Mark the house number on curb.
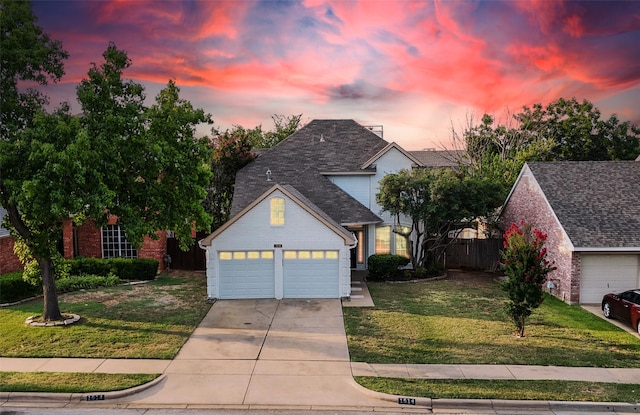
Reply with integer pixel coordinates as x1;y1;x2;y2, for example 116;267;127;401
398;397;416;405
86;394;105;401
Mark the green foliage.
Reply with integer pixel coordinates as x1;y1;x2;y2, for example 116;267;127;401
204;126;257;231
376;168;503;269
455;98;640;193
1;31;212;319
66;258;158;281
0;272;39;304
367;254;410;281
55;274;120;293
499;222;556;337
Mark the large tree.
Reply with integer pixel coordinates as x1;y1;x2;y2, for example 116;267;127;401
450;98;640;193
1;33;212;319
377;168;503;269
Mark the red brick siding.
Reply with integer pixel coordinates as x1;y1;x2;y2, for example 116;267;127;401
0;237;23;274
499;167;580;303
139;231;167;271
75;219;103;259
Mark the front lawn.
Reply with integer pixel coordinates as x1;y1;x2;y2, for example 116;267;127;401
344;271;640;367
0;272;211;359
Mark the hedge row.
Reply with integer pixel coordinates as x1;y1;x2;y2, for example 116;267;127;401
0;258;158;304
0;272;40;304
65;258;158;281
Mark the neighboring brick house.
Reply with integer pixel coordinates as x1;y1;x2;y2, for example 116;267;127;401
0;206;167;274
499;159;640;304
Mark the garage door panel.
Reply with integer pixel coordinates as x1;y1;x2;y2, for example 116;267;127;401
283;250;339;298
580;255;639;304
219;251;274;299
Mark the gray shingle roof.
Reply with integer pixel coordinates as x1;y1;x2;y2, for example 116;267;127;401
410;150;466;167
231;119;388;225
528;161;640;248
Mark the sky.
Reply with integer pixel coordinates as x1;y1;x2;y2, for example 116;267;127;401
30;0;640;150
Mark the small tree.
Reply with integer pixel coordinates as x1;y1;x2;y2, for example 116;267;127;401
499;222;556;337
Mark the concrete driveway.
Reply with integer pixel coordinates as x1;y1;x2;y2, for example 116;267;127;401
121;299;393;408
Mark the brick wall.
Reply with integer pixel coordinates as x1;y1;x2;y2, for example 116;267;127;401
75;219;103;258
499;165;580;303
139;231;167;271
0;237;23;274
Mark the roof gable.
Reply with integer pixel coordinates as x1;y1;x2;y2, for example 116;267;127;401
522;161;640;249
361;142;423;169
230;119;387;225
200;184;356;246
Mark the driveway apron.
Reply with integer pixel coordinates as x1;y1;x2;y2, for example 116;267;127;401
120;299;393;407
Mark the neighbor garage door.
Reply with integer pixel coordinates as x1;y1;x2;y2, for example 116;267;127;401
580;254;640;304
218;251;275;299
283;250;339;298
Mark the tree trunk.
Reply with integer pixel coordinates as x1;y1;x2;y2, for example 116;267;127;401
38;257;63;321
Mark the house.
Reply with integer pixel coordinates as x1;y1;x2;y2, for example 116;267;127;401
499;159;640;304
0;206;167;274
200;119;427;300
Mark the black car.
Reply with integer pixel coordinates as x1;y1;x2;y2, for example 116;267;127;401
602;289;640;335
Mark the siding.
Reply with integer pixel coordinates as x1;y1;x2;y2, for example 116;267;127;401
500;165;579;303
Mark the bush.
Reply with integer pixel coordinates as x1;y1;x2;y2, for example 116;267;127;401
56;274;121;293
0;272;40;304
65;258;158;281
367;254;410;281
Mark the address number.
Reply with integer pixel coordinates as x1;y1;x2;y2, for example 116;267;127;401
86;394;105;401
398;397;416;405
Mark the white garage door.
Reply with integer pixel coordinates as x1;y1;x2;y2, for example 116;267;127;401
580;254;640;304
283;250;339;298
218;251;275;299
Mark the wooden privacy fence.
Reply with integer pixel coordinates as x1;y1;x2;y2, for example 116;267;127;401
166;231;208;271
444;237;502;270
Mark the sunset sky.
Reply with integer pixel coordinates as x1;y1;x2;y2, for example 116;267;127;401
30;0;640;150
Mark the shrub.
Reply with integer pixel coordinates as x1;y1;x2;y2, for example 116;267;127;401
56;274;120;293
368;254;410;281
0;272;39;304
65;258;158;281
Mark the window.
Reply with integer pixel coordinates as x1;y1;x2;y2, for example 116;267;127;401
395;226;411;258
375;226;391;254
102;225;137;259
270;197;285;225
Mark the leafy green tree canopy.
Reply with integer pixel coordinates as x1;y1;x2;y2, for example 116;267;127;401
377;168;503;269
1;32;212;320
453;98;640;194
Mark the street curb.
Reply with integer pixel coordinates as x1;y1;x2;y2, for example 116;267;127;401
349;377;432;408
0;374;165;404
350;379;640;413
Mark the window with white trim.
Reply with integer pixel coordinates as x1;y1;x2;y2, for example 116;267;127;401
395;226;411;258
270;197;285;226
102;225;137;259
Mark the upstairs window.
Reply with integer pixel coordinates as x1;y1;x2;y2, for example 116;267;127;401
102;225;137;259
270;197;285;226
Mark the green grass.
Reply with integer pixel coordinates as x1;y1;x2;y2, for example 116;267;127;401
0;272;211;359
344;272;640;367
0;372;158;393
356;377;640;402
